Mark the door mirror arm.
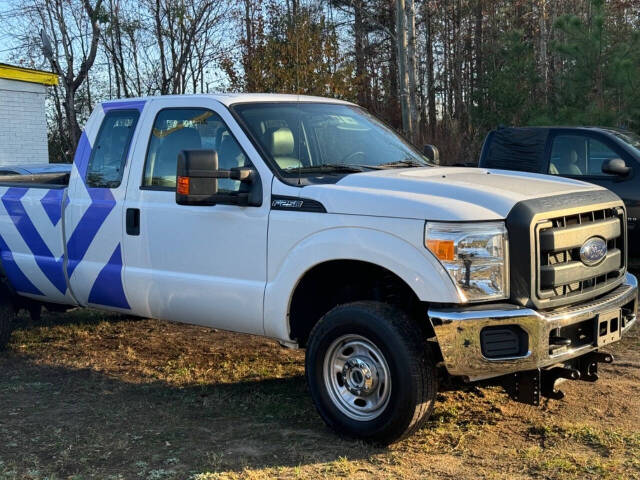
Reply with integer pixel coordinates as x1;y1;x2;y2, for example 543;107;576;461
210;167;254;182
176;150;262;207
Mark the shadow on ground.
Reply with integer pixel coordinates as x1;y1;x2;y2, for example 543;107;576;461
0;300;638;479
0;311;379;479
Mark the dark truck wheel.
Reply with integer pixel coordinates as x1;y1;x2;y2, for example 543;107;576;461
0;283;17;351
305;301;437;444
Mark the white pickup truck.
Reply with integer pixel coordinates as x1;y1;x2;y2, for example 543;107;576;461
0;94;636;444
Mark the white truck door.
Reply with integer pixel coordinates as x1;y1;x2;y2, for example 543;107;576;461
122;97;271;335
65;101;145;309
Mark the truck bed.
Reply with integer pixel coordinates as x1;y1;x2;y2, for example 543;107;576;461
0;172;70;188
0;180;73;305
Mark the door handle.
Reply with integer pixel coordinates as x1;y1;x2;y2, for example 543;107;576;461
126;208;140;236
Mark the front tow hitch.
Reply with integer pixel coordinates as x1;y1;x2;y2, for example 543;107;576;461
503;352;615;406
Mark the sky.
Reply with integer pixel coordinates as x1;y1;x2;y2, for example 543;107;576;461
0;0;23;64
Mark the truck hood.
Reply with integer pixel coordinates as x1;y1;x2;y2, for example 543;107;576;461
301;167;606;221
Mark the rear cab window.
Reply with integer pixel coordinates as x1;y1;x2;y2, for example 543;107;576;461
86;110;140;188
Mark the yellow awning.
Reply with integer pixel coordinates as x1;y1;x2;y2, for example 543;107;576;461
0;63;58;86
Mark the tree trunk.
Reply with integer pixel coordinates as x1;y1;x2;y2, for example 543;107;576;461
406;0;418;142
473;0;483;102
425;3;436;140
539;0;548;104
244;0;254;91
354;0;369;107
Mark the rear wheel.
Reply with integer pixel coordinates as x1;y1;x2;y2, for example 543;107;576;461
0;283;17;351
305;301;437;444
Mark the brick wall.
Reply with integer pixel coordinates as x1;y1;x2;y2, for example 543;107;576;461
0;78;49;166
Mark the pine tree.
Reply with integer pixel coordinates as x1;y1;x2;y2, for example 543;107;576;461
551;0;640;129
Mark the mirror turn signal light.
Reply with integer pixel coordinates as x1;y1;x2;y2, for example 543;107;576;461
177;176;190;195
426;239;455;261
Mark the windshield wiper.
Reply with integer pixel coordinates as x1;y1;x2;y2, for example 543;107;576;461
378;159;426;168
283;164;370;174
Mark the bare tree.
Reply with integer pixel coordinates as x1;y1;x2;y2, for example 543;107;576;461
146;0;228;95
35;0;104;149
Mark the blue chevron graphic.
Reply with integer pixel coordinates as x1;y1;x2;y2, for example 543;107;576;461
0;101;145;307
66;186;116;277
0;233;43;296
40;189;64;226
88;243;130;308
1;188;67;294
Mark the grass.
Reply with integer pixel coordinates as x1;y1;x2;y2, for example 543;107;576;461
0;307;638;479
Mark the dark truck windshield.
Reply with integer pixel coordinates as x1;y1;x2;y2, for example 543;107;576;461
232;103;430;180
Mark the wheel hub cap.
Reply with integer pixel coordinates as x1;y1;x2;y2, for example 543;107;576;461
342;357;378;396
323;334;392;421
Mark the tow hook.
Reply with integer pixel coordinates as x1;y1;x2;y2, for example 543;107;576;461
576;351;614;382
541;367;581;400
504;352;615;406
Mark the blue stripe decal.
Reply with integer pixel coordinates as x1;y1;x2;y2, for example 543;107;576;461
0;234;43;296
40;189;64;225
88;243;130;308
74;132;91;182
66;188;116;278
1;188;66;294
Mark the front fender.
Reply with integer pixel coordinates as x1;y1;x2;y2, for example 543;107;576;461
263;224;460;340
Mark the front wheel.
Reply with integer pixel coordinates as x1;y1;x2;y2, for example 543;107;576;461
305;301;437;444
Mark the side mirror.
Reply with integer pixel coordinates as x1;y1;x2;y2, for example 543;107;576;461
423;144;440;165
176;149;260;206
602;158;631;176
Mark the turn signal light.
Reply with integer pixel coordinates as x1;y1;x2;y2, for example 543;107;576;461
426;239;455;261
177;176;190;195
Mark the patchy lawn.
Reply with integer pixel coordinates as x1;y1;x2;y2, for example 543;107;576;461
0;304;638;480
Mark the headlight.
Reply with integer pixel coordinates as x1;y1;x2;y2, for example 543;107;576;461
425;221;508;302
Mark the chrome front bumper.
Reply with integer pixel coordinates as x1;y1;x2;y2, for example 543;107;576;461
429;273;638;381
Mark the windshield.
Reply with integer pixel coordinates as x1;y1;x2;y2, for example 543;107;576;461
232;103;431;179
610;129;640;157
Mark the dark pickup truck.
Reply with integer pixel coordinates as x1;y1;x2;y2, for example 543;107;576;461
479;127;640;260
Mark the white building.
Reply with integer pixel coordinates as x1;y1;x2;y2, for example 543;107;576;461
0;64;58;166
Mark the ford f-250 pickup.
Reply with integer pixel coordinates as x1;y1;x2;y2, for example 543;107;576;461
0;94;636;444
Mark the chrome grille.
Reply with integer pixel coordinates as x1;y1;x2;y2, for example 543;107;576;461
536;207;626;303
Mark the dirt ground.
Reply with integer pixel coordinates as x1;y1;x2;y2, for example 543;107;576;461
0;300;638;479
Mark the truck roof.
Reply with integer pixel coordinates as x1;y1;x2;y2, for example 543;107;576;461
99;93;355;108
493;125;632;135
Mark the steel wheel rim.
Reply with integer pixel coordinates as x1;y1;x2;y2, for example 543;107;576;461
323;334;392;421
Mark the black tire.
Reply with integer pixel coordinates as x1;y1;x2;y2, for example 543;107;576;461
0;283;17;351
305;301;437;444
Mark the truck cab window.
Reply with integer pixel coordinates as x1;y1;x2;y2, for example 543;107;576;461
586;138;618;175
86;110;139;188
549;134;616;176
143;108;249;192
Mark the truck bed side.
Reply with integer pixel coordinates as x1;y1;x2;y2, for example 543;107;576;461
0;183;73;304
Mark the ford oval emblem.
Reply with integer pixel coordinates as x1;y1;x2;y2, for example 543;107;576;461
579;237;607;266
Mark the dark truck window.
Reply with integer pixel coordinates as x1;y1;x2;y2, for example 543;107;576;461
86;110;139;188
549;135;616;177
142;108;249;192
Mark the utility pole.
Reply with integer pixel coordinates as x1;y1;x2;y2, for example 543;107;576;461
396;0;411;138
